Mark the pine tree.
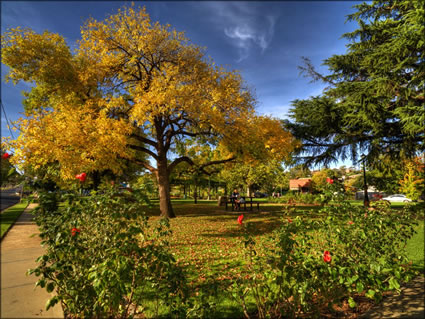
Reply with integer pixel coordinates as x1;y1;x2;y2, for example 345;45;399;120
285;0;424;167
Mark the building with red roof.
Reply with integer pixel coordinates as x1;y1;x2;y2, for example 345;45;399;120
289;178;312;193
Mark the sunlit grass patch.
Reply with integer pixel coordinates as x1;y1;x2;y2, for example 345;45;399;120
406;220;424;272
1;201;29;238
142;200;423;317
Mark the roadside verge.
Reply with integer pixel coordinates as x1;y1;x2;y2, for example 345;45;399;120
1;201;30;239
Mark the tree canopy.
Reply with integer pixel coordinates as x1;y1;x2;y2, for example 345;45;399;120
285;0;424;168
1;5;296;217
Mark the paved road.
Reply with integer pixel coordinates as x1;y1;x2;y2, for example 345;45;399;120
1;187;21;211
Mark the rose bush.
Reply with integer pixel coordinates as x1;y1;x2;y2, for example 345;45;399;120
271;192;322;205
29;189;187;318
29;183;420;318
234;190;419;318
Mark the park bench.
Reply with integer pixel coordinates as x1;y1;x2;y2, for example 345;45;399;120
225;197;260;212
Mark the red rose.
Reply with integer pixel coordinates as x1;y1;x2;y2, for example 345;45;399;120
326;177;334;184
2;153;10;159
71;228;81;236
323;250;332;263
237;214;244;225
348;221;354;225
75;173;87;182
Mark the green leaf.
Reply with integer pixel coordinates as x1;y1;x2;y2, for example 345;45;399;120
45;296;58;311
389;277;400;290
365;289;376;299
356;282;364;293
36;279;46;288
46;282;55;293
348;296;357;308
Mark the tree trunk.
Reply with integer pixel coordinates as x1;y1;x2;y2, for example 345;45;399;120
194;183;198;204
247;185;254;197
156;162;176;218
362;161;370;207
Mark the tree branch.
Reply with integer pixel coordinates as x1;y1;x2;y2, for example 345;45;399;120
177;129;214;137
130;133;157;147
168;156;236;175
298;56;336;86
168;156;195;173
128;144;158;161
198;157;236;169
128;158;156;173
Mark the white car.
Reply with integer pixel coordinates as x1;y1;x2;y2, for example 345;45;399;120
382;194;412;203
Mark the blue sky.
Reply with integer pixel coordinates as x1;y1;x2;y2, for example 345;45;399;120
1;1;359;167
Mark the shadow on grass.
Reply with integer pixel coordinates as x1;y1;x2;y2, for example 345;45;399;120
144;202;322;217
199;217;284;238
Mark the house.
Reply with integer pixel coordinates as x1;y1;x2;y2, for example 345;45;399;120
289;178;312;193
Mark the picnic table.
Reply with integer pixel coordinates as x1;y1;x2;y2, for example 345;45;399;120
225;196;260;212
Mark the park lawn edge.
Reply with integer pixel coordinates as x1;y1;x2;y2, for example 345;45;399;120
1;201;30;239
406;220;425;272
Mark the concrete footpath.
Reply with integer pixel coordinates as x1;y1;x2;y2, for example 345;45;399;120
1;204;63;318
359;275;424;319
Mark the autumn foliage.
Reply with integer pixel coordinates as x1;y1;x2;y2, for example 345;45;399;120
1;5;296;217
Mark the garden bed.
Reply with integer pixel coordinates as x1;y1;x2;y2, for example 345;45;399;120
32;191;424;318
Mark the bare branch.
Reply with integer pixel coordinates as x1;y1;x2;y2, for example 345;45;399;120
123;155;156;173
128;144;158;161
298;56;336;86
198;157;236;169
168;156;195;173
168;156;236;175
130;133;157;147
177;129;214;137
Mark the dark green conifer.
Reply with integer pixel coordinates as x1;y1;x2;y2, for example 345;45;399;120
286;0;424;167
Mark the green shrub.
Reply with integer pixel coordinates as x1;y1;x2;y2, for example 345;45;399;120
271;192;321;205
235;185;419;318
29;189;187;318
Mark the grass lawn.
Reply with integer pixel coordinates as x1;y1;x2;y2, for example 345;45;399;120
145;201;283;317
406;220;425;272
140;199;424;317
1;201;29;238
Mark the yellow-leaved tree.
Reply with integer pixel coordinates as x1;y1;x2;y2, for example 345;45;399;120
1;5;296;217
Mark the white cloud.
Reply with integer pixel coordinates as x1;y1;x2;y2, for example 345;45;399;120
204;3;278;62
